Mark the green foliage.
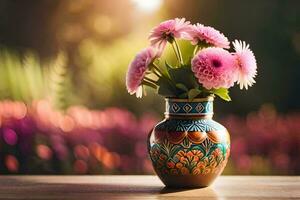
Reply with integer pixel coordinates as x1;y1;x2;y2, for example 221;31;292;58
47;52;71;111
187;88;202;100
0;49;73;110
175;83;188;92
0;50;45;102
157;78;175;97
211;88;231;101
167;65;198;90
156;62;203;99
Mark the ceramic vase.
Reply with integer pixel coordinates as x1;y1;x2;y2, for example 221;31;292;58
148;96;230;188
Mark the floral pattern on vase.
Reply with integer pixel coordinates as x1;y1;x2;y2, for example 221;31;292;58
150;135;230;176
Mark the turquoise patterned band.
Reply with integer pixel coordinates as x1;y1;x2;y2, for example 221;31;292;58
165;97;214;116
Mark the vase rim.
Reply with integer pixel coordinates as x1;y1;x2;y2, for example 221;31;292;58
165;96;214;103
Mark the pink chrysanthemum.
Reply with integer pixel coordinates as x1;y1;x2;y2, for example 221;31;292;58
232;40;257;90
149;18;191;51
191;47;237;89
189;23;230;49
126;47;157;98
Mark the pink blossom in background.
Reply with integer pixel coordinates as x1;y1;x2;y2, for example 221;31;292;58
74;144;90;160
1;100;300;175
149;18;191;51
191;47;237;89
5;155;19;173
73;160;88;174
232;40;257;90
3;128;18;145
36;144;53;160
188;23;230;49
0;100;158;174
126;47;157;98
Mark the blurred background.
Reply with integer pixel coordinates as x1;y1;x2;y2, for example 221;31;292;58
0;0;299;175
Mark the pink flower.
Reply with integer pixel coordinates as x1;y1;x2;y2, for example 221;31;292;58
191;47;237;89
189;23;230;49
232;40;257;90
126;47;157;98
149;18;191;51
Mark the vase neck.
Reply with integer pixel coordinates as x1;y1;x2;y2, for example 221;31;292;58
165;97;214;119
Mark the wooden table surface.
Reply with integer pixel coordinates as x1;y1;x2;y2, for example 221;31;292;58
0;176;299;200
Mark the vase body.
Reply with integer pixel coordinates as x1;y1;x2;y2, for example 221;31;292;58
148;97;230;188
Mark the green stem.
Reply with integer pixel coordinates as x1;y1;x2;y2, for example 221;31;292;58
144;76;157;84
142;80;157;89
152;67;162;77
151;63;176;92
174;39;184;65
171;42;181;66
152;64;162;74
153;70;161;78
193;45;199;56
153;63;171;80
152;63;170;79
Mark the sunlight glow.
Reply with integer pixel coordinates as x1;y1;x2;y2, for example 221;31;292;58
131;0;163;13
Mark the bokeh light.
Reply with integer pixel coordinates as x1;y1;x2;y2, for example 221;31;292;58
131;0;163;13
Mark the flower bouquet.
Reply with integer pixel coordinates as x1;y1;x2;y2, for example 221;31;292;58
126;18;257;187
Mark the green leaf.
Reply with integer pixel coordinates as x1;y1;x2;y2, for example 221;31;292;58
175;83;188;92
212;88;231;101
142;80;157;89
179;92;188;98
157;84;174;97
167;66;199;89
157;77;176;97
188;89;201;101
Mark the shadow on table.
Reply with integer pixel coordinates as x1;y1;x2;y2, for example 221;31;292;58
160;186;219;199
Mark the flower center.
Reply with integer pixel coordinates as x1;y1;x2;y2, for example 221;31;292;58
163;32;174;42
212;59;222;68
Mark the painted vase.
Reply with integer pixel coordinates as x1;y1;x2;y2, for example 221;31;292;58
148;96;230;188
